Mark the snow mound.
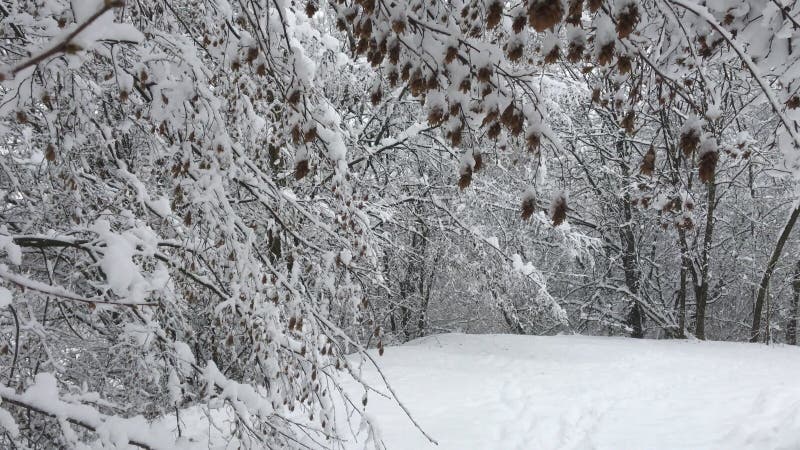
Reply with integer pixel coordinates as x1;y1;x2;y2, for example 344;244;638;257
345;334;800;450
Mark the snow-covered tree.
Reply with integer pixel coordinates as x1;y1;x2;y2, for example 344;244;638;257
2;0;800;447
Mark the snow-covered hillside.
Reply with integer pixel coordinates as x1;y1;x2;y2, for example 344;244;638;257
345;334;800;450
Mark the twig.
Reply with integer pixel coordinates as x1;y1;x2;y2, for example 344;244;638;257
4;1;125;76
0;266;158;307
0;395;153;450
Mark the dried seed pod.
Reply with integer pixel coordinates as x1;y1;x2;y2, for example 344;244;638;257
487;122;502;139
501;104;524;136
487;1;503;28
512;14;527;33
482;107;500;127
448;125;464;146
291;125;303;144
445;46;458;63
679;128;700;157
528;0;565;32
303;126;318;143
246;46;259;63
616;3;639;38
477;65;493;83
676;216;694;230
698;148;718;183
521;192;536;220
426;74;440;90
661;197;680;214
507;41;524;62
618;54;632;74
550;193;568;227
470;24;481;37
566;0;582;25
639;147;655;176
360;0;376;13
391;19;406;34
597;42;615;66
45;144;56;162
400;62;412;81
427;106;445;126
294;159;310;180
543;45;560;64
287;89;302;105
473;153;484;172
621;110;635;134
387;69;399;87
567;41;585;63
409;70;427;96
458;166;473;190
526;131;541;153
358;18;373;37
370;87;382;106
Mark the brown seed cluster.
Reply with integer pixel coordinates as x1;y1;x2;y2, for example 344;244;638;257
680;128;700;157
639;147;655;176
566;0;583;25
698;150;718;183
458;167;473;190
487;1;504;29
294;159;310;180
544;45;560;64
550;194;567;227
528;0;564;32
526;131;541;153
521;195;536;220
597;42;615;66
567;40;585;63
616;3;639;39
621;110;635;134
473;153;484;172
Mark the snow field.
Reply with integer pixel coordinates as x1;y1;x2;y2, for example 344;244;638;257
342;334;800;450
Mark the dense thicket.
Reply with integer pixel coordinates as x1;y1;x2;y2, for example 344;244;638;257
1;0;799;448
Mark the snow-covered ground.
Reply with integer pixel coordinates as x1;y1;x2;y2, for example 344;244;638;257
344;334;800;450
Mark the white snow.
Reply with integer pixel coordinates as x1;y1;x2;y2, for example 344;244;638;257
343;333;800;450
510;254;535;276
0;234;22;265
0;286;11;308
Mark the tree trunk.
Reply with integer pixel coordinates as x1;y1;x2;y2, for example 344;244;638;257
678;231;689;338
615;135;643;338
788;260;800;345
677;228;700;337
620;215;643;338
694;178;716;340
751;203;800;342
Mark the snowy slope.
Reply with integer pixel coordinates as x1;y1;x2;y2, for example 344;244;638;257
343;334;800;450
